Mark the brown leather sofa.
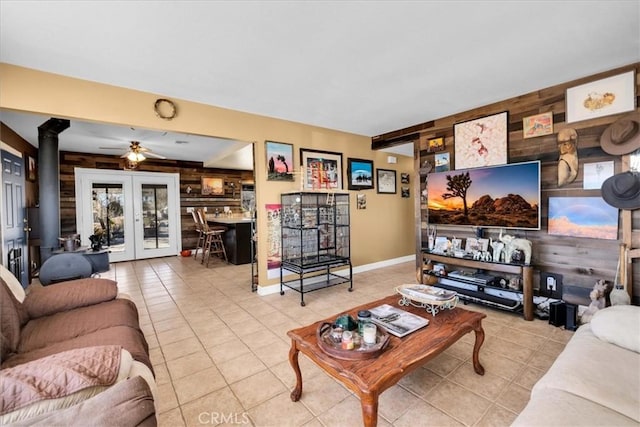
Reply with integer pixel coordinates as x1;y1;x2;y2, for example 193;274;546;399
0;266;156;425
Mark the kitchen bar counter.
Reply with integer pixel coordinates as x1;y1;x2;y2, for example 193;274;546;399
207;217;254;265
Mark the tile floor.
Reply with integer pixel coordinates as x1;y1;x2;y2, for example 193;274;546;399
104;256;573;427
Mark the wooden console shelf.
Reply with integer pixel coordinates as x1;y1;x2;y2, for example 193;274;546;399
422;251;534;321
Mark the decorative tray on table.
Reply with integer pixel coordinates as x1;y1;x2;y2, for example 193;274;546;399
394;284;458;316
316;322;390;360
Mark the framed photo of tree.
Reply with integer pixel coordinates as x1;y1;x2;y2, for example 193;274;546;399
266;141;294;181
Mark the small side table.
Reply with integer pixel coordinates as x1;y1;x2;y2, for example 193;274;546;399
82;249;110;276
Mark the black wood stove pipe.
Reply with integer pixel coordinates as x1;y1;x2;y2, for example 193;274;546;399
38;118;70;263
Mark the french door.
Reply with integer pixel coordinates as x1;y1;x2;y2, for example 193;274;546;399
75;168;181;262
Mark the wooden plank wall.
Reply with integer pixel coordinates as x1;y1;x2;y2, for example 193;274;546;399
378;63;640;305
58;151;253;251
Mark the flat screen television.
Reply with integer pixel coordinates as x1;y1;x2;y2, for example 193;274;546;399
427;160;540;230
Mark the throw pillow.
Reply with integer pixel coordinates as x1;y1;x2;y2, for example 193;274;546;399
590;305;640;353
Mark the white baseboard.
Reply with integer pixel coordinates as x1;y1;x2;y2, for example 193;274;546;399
257;255;416;296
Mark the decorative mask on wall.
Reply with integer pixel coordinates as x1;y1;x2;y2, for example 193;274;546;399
557;128;579;187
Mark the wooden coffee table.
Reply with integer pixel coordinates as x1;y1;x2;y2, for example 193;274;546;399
287;294;486;427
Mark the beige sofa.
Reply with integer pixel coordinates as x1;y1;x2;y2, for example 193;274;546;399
513;305;640;426
0;265;156;425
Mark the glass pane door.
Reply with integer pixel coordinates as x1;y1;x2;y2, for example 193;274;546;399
92;184;126;253
141;184;169;249
76;168;180;262
132;174;179;259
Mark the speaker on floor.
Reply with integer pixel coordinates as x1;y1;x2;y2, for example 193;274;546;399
565;303;578;331
549;301;566;327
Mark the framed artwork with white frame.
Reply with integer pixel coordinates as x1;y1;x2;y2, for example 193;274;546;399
454;111;508;170
566;71;635;123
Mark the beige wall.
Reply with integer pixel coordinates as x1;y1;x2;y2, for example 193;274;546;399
0;63;415;288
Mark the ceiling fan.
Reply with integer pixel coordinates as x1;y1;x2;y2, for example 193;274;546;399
99;141;167;164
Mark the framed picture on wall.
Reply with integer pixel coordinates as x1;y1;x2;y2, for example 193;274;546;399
376;169;396;194
300;148;342;190
347;158;374;190
427;137;445;152
434;152;450;172
523;112;553;139
27;156;37;182
548;197;618;240
266;141;294;181
201;177;224;195
454;111;508;169
566;71;635;123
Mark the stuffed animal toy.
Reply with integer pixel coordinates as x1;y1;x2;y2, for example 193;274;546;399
580;280;607;324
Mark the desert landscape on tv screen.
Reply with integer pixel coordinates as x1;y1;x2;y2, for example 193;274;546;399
427;161;540;229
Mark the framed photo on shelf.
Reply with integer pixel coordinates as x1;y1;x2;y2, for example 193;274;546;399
376;169;396;194
566;70;635;124
201;177;224;195
347;158;374;190
265;141;294;181
523;112;553;139
454;111;508;170
300;148;343;190
27;156;37;182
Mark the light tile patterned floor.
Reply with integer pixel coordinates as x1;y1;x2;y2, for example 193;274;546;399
102;256;573;427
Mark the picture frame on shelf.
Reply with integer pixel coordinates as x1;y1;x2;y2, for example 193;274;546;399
454;111;508;170
465;237;480;253
347;158;374;190
376;169;396;194
300;148;343;190
565;70;635;124
523;112;553;139
266;140;294;181
27;156;37;182
201;177;224;195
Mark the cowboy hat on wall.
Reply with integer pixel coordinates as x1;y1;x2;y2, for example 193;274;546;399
600;112;640;156
600;112;640;210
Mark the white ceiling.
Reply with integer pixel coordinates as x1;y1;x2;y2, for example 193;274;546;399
1;1;639;168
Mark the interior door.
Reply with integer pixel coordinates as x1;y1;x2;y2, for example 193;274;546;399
76;168;180;262
1;149;28;287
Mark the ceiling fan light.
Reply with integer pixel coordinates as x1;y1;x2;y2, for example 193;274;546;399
127;151;145;162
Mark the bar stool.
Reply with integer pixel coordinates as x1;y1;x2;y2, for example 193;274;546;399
196;209;228;266
191;210;206;261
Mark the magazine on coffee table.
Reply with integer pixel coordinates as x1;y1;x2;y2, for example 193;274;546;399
369;304;429;337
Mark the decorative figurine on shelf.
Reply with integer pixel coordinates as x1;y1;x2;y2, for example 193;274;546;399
490;238;505;263
499;229;532;265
